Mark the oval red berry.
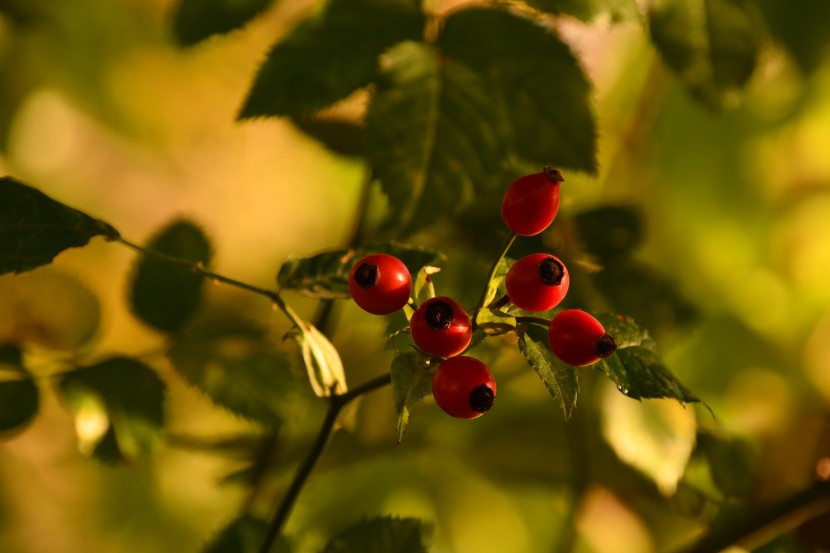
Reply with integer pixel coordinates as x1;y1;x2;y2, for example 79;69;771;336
501;168;563;236
348;254;412;315
432;356;496;419
410;296;472;358
505;253;569;312
548;309;616;367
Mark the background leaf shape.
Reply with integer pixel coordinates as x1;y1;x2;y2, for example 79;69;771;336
367;41;507;235
57;356;166;463
438;7;597;173
321;516;429;553
0;177;119;275
172;0;275;46
202;516;291;553
130;219;212;333
238;0;425;118
0;344;39;435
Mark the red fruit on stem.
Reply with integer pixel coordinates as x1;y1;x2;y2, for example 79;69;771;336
432;356;496;419
548;309;616;367
505;253;570;312
501;167;563;236
348;254;411;315
410;296;472;358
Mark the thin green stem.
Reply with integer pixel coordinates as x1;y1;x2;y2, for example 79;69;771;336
472;232;517;326
516;316;551;328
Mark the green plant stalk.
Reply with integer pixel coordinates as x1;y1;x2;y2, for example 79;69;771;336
472;232;517;328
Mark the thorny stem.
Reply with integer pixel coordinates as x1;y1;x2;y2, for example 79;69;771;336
472;232;517;328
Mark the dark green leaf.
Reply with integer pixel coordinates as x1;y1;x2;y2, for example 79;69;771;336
517;325;579;419
130;219;212;333
0;177;119;275
291;118;366;158
757;0;830;74
697;432;758;499
238;0;425;118
0;345;38;434
574;205;645;262
648;0;762;109
203;516;291;553
524;0;640;23
172;0;275;46
367;41;507;234
169;314;310;424
439;7;597;172
321;516;429;553
277;243;444;300
57;356;166;462
390;352;433;443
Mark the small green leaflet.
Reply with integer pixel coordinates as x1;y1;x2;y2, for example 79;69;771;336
277;243;444;300
390;352;433;443
171;0;275;46
201;515;292;553
0;177;120;275
648;0;762;109
0;344;39;435
321;516;430;553
367;41;507;235
517;325;579;419
238;0;425;118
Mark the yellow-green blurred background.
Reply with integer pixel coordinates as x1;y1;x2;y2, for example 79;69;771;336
1;0;830;552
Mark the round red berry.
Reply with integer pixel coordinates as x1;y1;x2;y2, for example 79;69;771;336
501;167;564;236
432;356;496;419
548;309;616;367
410;296;472;358
348;254;412;315
505;253;570;312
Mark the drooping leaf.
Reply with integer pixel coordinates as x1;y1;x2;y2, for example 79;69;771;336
367;41;507;234
756;0;830;75
130;219;212;333
524;0;640;23
277;243;443;300
238;0;425;119
0;344;39;434
648;0;763;109
291;117;367;158
321;516;429;553
57;356;166;463
390;352;433;443
438;7;597;173
202;516;291;553
285;322;347;397
0;177;119;275
517;325;579;419
172;0;275;46
0;267;101;350
595;314;706;407
168;314;309;424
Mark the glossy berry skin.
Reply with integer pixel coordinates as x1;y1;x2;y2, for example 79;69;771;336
501;167;564;236
432;356;496;419
348;254;411;315
548;309;616;367
410;296;472;358
505;253;570;312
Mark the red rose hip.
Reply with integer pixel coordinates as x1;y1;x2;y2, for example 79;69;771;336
410;296;472;358
432;356;496;419
348;254;412;315
548;309;616;367
501;167;563;236
505;253;569;312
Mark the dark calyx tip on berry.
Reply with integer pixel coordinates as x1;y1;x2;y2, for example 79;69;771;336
596;333;617;358
354;262;379;288
543;166;565;183
469;384;495;413
538;257;565;286
424;300;454;330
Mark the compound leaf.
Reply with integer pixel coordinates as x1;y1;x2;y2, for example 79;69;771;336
321;516;429;553
172;0;275;46
0;177;119;275
367;41;507;234
239;0;425;118
130;219;212;333
390;352;433;443
439;7;597;173
517;325;579;419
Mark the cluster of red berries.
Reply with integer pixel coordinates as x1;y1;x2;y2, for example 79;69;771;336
348;168;616;420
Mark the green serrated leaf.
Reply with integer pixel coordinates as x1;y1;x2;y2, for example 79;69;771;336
172;0;275;46
239;0;425;119
0;177;119;275
168;314;309;424
390;352;433;443
286;323;346;397
367;41;507;234
321;516;429;553
481;256;513;309
57;356;166;463
291;117;366;158
439;7;597;173
202;516;291;553
130;219;212;333
517;325;579;419
648;0;762;109
277;243;443;300
0;345;38;435
524;0;641;23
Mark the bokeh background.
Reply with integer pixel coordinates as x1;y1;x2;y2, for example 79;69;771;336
1;0;830;552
